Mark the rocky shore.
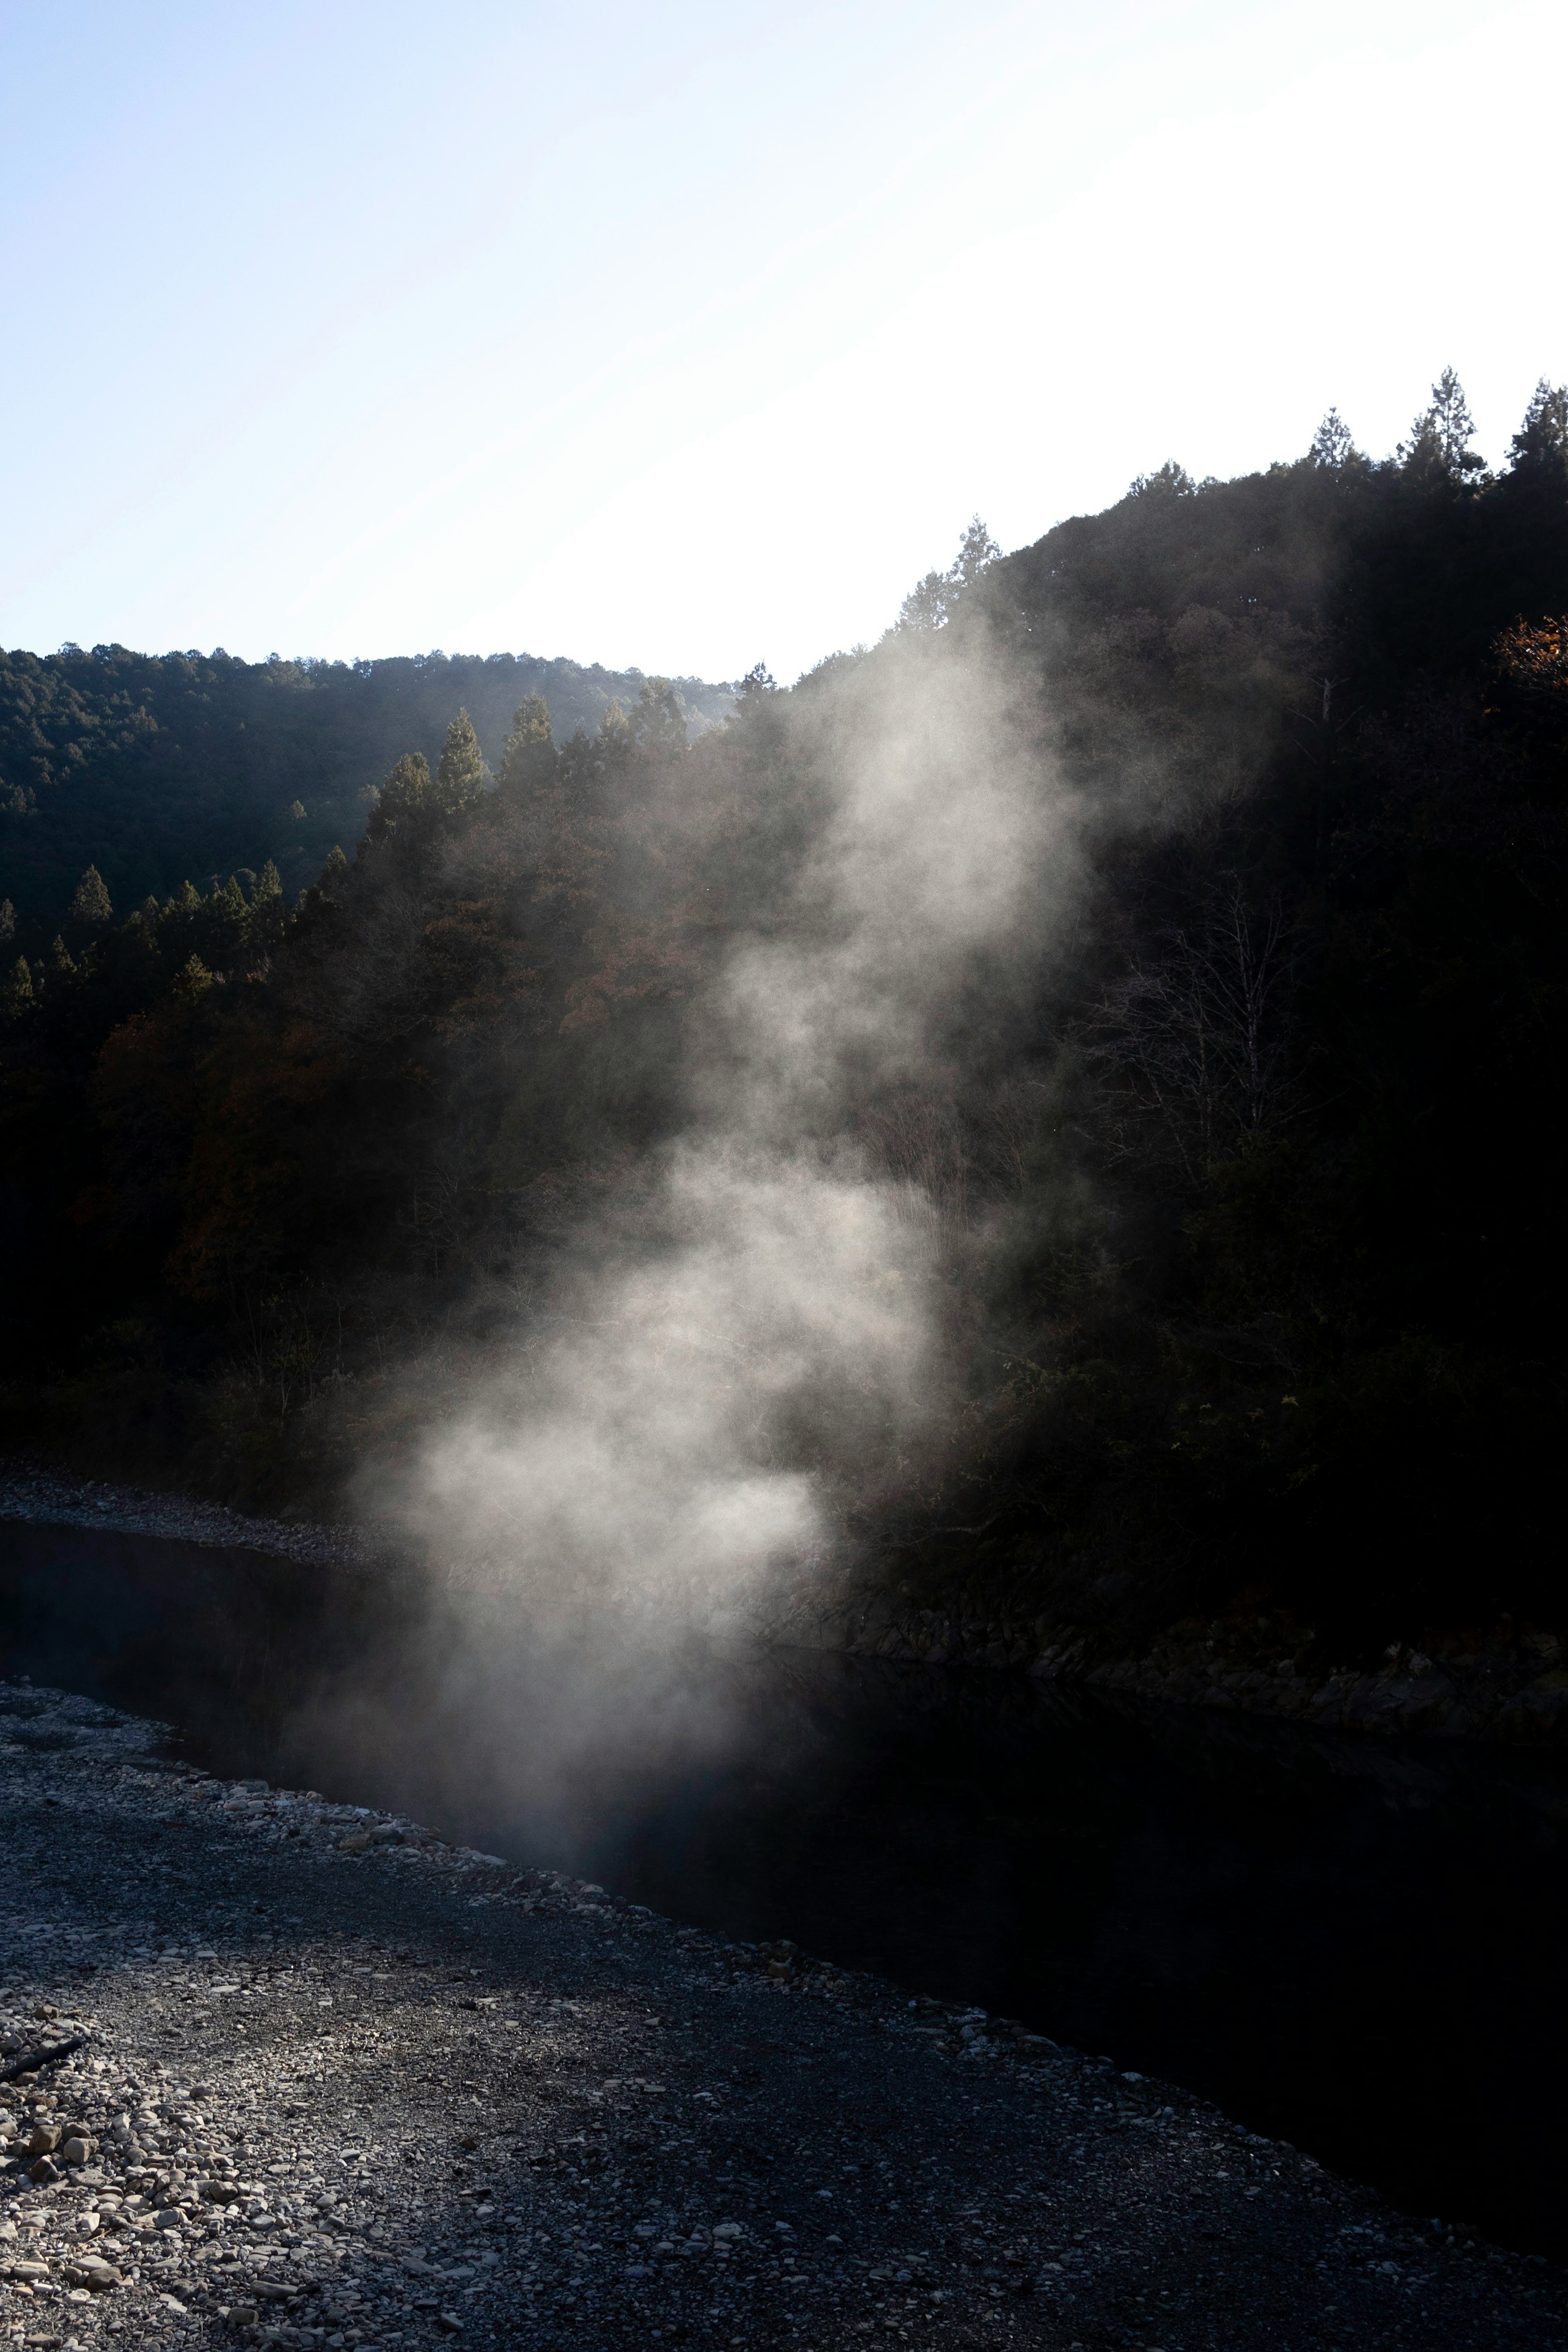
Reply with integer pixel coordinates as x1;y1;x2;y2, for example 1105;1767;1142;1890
794;1596;1568;1748
0;1467;370;1573
1062;1630;1568;1743
3;1674;1562;2352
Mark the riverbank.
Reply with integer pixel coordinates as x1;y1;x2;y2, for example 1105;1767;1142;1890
780;1586;1568;1748
0;1464;371;1572
3;1673;1561;2352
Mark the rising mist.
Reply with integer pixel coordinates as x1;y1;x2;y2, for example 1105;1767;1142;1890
339;621;1084;1837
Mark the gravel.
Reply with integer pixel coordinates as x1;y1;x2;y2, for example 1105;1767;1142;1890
0;1466;368;1570
1;1673;1563;2352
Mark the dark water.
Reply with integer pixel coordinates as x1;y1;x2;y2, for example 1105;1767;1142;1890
3;1520;1563;2260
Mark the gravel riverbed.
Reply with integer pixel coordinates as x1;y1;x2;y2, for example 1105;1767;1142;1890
0;1472;368;1572
1;1676;1561;2352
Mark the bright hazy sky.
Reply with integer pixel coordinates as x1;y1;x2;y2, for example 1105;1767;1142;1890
3;0;1563;684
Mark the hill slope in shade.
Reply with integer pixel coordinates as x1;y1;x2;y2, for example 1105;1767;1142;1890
0;645;737;922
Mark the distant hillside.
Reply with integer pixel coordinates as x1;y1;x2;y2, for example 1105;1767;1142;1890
0;646;736;922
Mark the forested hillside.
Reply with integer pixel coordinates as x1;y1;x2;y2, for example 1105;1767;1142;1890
0;646;736;922
3;372;1565;1664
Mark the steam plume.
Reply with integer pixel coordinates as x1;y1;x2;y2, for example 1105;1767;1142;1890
352;625;1074;1840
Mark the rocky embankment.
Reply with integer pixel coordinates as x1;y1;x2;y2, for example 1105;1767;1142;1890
782;1590;1568;1747
3;1675;1564;2352
1060;1629;1568;1743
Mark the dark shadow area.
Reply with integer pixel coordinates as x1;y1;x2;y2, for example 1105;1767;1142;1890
4;1517;1565;2259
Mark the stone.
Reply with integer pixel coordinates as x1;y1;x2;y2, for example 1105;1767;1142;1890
28;2156;62;2185
64;2255;120;2291
24;2126;61;2157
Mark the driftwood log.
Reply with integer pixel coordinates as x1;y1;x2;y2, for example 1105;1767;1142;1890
0;2033;87;2085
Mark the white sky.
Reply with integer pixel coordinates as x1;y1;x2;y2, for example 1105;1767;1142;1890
2;0;1563;684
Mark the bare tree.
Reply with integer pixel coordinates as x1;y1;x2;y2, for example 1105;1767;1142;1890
860;1089;973;1250
1085;876;1299;1185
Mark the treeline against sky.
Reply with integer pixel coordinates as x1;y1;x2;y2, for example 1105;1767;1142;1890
2;371;1565;1657
0;646;736;924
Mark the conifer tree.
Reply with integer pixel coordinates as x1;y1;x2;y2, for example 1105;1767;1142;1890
0;899;13;944
1310;410;1358;468
951;513;1001;589
897;516;1002;632
1141;461;1195;497
169;953;215;1001
200;874;249;969
597;700;633;761
69;865;113;924
436;708;485;817
362;752;432;846
1401;368;1485;486
1432;368;1480;470
248;859;287;954
631;678;688;754
496;695;556;795
898;570;949;632
1508;380;1568;477
2;954;31;1015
